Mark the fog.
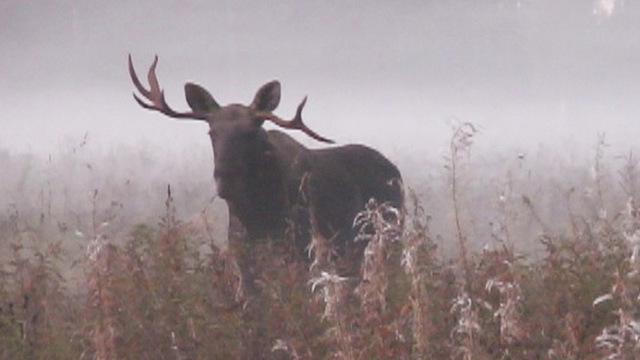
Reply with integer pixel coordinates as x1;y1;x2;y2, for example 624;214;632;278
1;0;639;164
3;4;640;356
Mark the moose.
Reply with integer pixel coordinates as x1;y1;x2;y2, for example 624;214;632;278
128;55;403;287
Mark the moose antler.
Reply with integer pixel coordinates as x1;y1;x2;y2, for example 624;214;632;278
128;55;208;121
256;97;335;144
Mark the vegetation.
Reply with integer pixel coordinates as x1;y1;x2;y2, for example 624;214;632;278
2;129;640;359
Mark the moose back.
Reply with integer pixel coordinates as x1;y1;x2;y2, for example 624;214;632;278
128;55;403;267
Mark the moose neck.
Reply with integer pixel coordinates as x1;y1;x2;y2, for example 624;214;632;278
223;140;289;240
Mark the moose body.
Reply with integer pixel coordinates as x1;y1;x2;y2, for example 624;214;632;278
128;55;402;275
230;129;403;248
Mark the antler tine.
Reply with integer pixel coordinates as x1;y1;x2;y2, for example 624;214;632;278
128;54;151;99
128;54;208;121
256;97;335;144
292;97;336;144
147;55;161;98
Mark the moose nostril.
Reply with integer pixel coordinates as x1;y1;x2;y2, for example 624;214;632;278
214;168;229;180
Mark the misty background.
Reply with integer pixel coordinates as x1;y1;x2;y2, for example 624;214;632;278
1;0;639;160
1;0;640;255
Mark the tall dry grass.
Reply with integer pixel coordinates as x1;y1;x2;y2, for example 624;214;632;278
2;130;640;359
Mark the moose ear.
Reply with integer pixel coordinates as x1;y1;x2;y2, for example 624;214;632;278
185;83;220;112
251;80;281;112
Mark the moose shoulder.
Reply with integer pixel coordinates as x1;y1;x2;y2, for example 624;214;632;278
128;55;403;263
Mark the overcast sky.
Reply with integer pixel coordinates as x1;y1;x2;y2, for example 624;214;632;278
1;0;639;161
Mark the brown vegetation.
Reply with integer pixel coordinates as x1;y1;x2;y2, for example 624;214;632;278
1;128;640;359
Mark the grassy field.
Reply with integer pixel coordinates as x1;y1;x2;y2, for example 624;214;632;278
2;128;640;359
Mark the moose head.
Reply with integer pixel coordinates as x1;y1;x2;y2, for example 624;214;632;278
128;55;338;238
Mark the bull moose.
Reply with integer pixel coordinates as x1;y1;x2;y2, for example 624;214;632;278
128;55;403;283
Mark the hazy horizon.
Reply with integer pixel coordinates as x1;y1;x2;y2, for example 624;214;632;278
1;0;639;164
